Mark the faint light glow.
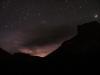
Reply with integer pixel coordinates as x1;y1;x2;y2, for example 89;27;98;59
79;6;82;8
23;16;27;20
94;14;99;18
19;40;64;57
19;48;33;54
38;13;41;16
80;17;82;19
4;25;9;28
2;6;6;9
65;0;68;3
41;20;47;24
85;0;88;4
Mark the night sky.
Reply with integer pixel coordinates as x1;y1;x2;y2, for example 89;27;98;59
0;0;100;54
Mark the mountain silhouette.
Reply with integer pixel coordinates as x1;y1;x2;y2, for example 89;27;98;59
0;21;100;73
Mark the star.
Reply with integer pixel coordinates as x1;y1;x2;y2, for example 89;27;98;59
4;25;9;28
0;0;100;55
94;14;99;19
79;6;82;9
65;0;68;3
2;6;6;9
37;13;41;16
41;20;47;24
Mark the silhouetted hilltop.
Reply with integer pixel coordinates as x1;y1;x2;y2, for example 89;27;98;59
0;21;100;73
0;21;100;59
0;48;10;57
45;21;100;58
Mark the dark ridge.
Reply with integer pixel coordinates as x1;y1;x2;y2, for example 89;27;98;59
78;21;100;32
45;21;100;58
0;48;10;56
0;21;100;73
0;21;100;59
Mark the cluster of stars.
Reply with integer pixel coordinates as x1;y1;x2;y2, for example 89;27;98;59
0;0;100;54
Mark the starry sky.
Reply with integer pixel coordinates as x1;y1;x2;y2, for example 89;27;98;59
0;0;100;54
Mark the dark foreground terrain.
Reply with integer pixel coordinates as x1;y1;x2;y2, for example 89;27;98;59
0;21;100;74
